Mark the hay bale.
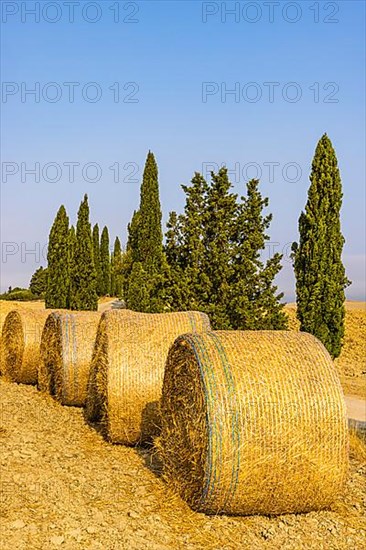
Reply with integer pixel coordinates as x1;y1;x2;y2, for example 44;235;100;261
85;309;211;445
2;309;50;384
39;311;101;406
159;331;349;516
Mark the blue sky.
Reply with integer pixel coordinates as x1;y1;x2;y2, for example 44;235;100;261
1;0;365;299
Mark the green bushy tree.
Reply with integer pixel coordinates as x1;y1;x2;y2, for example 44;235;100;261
29;266;48;297
165;168;287;329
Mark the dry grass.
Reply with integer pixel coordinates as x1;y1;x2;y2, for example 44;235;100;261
2;309;50;384
85;309;211;445
39;311;101;406
159;331;349;516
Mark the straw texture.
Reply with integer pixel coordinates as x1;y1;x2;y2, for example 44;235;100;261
85;309;211;445
2;309;50;384
159;331;349;516
39;311;101;406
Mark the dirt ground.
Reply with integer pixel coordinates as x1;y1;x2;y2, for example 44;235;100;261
1;300;365;549
0;378;365;550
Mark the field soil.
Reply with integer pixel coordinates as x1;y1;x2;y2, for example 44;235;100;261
1;378;365;550
285;302;366;399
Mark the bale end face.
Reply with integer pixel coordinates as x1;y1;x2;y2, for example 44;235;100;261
40;311;101;406
2;310;47;385
85;310;211;445
159;331;349;516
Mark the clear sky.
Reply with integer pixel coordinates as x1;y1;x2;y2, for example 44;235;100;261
1;0;365;300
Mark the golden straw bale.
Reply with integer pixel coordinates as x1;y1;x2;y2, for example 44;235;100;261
159;331;349;516
2;309;50;384
39;311;101;406
85;309;211;445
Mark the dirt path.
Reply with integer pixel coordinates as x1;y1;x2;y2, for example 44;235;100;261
345;396;366;422
1;379;365;550
98;300;115;314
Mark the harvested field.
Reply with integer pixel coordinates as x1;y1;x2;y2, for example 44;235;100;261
285;302;366;398
0;377;365;550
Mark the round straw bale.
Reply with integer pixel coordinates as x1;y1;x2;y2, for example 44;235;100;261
39;311;101;406
2;309;50;384
159;331;349;516
85;309;211;445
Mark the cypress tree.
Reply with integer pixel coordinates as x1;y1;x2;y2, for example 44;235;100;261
100;226;111;296
125;151;165;312
111;236;123;297
92;224;103;296
292;134;349;358
45;205;69;309
67;225;76;308
127;262;150;312
70;195;98;311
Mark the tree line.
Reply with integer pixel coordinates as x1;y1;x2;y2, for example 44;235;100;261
30;195;124;310
26;134;348;358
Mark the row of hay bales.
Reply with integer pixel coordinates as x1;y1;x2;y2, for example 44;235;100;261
0;307;349;516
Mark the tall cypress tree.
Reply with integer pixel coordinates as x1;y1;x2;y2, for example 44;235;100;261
45;205;69;309
292;134;349;358
100;226;111;296
111;236;123;297
137;151;164;274
125;151;165;312
92;224;103;296
67;225;76;308
70;195;98;311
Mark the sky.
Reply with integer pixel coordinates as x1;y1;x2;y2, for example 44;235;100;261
1;0;365;300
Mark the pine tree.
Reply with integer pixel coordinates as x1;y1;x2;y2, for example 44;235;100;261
125;151;165;312
165;169;287;330
100;226;111;296
201;168;238;328
292;134;349;358
29;266;48;297
230;179;287;330
45;205;69;309
111;236;123;297
70;195;98;311
92;224;103;296
165;173;210;311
